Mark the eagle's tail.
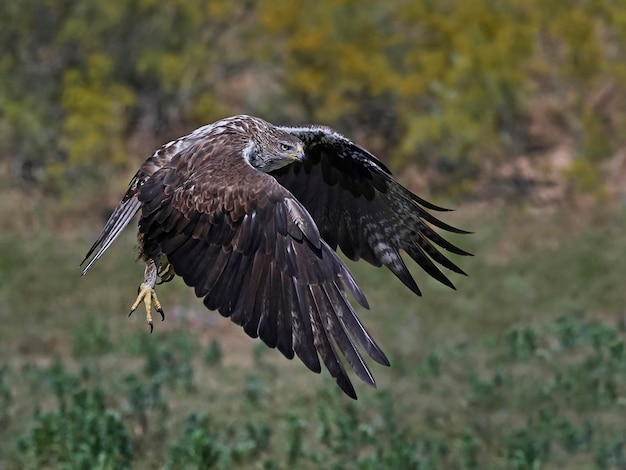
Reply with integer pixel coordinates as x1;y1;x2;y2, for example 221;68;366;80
80;196;142;275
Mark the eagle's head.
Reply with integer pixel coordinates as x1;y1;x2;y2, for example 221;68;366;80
235;116;305;172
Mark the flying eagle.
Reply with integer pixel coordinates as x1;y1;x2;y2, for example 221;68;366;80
81;115;470;399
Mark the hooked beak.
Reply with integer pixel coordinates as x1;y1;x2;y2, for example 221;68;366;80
295;142;305;161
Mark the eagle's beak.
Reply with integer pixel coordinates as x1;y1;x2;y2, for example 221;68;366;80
295;143;305;161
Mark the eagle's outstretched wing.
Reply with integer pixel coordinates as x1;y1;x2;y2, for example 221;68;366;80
137;140;389;398
273;125;472;296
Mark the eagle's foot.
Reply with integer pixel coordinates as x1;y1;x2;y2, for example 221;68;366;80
129;283;165;334
157;260;175;285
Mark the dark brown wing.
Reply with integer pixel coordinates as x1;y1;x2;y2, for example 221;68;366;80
137;141;389;399
81;133;204;274
273;125;472;296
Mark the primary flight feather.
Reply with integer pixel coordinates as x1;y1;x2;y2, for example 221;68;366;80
81;115;471;399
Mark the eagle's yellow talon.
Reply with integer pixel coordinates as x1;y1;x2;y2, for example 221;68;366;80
152;291;165;321
130;282;164;330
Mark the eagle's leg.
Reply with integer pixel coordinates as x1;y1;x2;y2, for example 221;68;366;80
129;258;165;333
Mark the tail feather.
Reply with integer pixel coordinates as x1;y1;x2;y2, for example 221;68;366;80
81;196;142;275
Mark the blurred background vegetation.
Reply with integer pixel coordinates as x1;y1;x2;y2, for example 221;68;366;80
1;0;626;468
2;0;626;197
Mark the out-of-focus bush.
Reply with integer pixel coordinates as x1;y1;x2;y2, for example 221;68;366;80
1;0;624;195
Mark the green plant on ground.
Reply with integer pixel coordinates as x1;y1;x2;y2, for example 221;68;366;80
19;381;132;469
1;205;626;469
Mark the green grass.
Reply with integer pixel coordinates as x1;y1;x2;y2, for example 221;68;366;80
0;201;625;469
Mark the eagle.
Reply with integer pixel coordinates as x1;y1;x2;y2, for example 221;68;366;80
81;115;470;399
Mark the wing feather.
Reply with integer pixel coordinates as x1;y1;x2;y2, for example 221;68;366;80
416;234;467;275
290;276;322;374
245;253;270;338
323;285;389;366
257;260;277;346
231;252;263;328
200;248;232;305
307;286;357;399
275;267;294;359
311;285;375;388
80;196;141;275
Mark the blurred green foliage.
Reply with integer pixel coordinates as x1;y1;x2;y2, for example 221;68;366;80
9;312;626;468
0;202;624;468
1;0;624;194
18;362;132;469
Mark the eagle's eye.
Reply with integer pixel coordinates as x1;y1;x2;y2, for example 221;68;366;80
280;143;292;152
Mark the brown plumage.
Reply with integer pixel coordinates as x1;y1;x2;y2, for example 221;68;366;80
81;115;471;399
